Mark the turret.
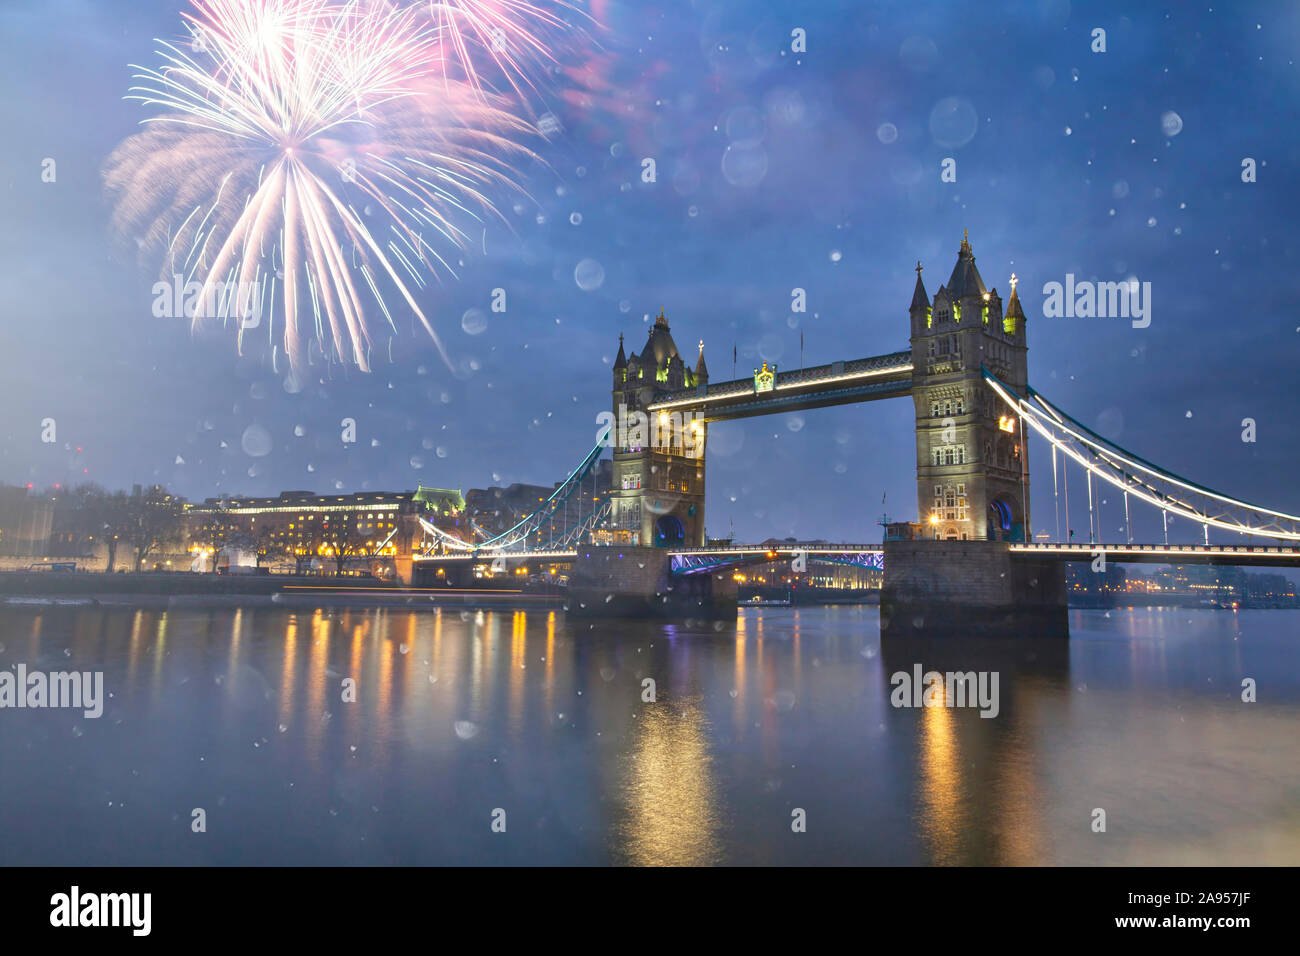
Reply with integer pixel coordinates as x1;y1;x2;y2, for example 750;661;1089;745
1003;276;1025;339
613;333;627;387
909;262;931;337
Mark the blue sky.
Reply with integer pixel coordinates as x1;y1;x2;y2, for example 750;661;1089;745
1;0;1297;544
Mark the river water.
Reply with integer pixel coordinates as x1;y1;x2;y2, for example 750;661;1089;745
0;602;1296;865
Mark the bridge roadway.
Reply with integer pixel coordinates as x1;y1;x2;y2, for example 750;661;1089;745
668;544;884;575
412;542;1300;571
1011;543;1300;567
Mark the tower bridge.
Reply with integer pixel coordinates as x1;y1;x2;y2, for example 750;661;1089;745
596;231;1034;552
407;232;1300;637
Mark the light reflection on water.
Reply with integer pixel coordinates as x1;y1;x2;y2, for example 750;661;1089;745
617;696;723;866
0;604;1297;865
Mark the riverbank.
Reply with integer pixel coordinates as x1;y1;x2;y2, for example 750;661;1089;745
0;570;563;610
7;571;1296;613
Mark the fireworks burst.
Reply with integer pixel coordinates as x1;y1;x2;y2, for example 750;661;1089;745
105;0;539;373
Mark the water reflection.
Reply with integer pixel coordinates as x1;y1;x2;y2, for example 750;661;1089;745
917;694;962;864
0;604;1297;865
616;696;723;866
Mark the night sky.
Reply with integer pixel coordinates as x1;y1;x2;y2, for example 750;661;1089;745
1;0;1297;545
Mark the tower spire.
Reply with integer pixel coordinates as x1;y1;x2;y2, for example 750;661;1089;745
947;230;986;298
910;261;930;314
1006;276;1025;319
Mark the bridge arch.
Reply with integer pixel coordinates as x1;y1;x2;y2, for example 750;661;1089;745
654;514;685;547
988;497;1023;542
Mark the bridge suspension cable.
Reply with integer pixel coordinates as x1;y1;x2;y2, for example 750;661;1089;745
418;425;612;555
984;368;1300;542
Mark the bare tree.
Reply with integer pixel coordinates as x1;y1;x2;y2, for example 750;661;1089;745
228;524;286;571
70;486;129;572
318;510;367;576
124;485;183;572
256;530;293;571
190;514;229;573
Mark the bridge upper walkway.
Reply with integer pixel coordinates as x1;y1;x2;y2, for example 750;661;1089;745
646;350;913;422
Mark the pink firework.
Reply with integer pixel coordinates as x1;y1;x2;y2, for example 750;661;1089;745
105;0;537;373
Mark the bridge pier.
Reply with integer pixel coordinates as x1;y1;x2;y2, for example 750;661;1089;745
392;555;414;587
880;540;1069;638
565;546;737;619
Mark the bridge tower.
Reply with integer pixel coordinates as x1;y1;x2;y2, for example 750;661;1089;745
909;232;1031;542
608;310;709;547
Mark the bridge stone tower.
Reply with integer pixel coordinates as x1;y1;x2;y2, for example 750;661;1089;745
909;232;1031;542
609;311;709;548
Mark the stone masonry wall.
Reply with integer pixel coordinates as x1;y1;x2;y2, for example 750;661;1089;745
881;539;1068;638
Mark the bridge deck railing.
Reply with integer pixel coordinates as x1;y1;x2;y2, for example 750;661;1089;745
1014;543;1300;554
671;543;886;554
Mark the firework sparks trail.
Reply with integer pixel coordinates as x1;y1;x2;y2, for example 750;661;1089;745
412;0;591;103
105;0;539;373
